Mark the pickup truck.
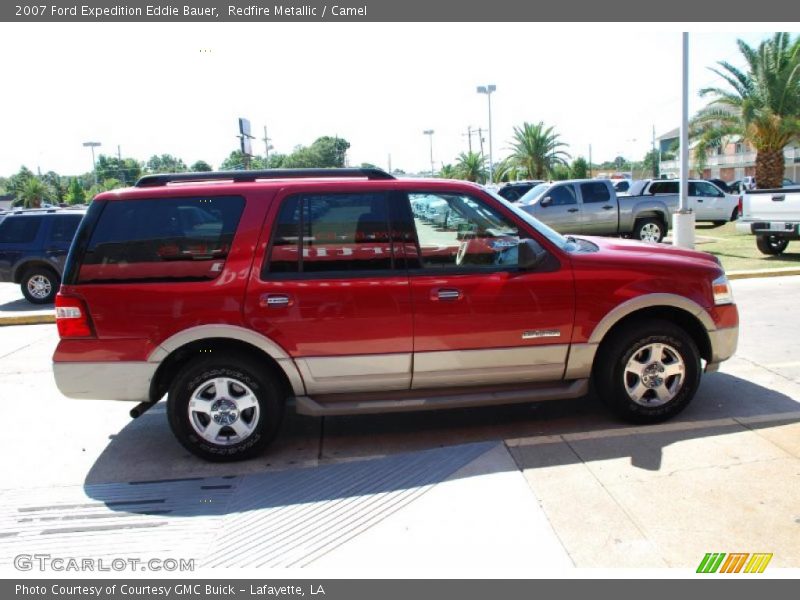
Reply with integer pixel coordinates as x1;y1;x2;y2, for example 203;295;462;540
516;179;677;243
735;187;800;255
627;179;739;225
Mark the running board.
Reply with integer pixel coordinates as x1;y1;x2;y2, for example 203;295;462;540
294;379;589;417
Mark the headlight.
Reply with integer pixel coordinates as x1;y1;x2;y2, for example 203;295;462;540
712;274;734;305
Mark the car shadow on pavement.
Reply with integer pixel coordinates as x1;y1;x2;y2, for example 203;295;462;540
81;372;799;519
0;297;42;312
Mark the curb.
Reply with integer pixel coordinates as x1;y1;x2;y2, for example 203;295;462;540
0;313;55;326
728;267;800;280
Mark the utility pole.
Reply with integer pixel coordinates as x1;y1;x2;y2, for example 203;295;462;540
477;128;485;159
117;145;125;184
388;153;392;173
262;126;272;165
589;144;593;178
82;142;101;185
463;126;477;153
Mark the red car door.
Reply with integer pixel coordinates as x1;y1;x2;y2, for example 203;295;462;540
245;186;414;395
403;189;575;389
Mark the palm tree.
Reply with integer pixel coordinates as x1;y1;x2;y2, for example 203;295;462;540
507;121;570;180
455;152;487;183
438;163;459;179
19;178;47;208
691;33;800;189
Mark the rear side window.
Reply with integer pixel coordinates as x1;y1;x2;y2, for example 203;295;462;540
580;182;611;203
49;215;83;243
0;216;42;244
649;181;678;194
78;196;244;284
264;192;395;277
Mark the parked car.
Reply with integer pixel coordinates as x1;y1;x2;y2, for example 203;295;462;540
0;207;86;303
497;180;544;202
736;186;800;255
516;179;677;242
627;179;739;225
612;179;633;196
53;168;738;461
707;178;733;194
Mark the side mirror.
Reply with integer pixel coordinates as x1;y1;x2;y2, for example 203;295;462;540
518;238;548;270
540;196;553;207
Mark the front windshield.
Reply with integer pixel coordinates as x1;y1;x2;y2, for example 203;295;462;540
517;183;550;205
484;189;575;251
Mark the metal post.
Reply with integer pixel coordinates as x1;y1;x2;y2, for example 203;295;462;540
83;142;101;186
673;32;696;249
487;92;494;184
423;130;435;177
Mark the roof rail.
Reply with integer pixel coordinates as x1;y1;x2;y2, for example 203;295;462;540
135;168;395;188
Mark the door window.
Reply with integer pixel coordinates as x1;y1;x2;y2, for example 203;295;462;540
580;182;611;203
545;185;577;206
49;215;83;243
408;193;522;269
0;216;42;244
692;181;724;197
264;192;396;277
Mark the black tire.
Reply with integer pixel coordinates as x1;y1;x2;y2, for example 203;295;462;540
593;319;701;424
20;267;60;304
729;207;739;222
632;217;666;243
712;220;727;227
167;354;286;462
755;235;789;256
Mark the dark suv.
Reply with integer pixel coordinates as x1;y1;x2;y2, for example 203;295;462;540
0;208;85;303
496;180;544;202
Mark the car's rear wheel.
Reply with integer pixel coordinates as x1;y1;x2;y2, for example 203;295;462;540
167;354;286;461
633;217;665;243
594;319;701;423
21;267;59;304
755;235;789;255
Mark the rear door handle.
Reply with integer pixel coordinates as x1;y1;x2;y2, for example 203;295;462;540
259;293;293;308
601;205;614;210
772;195;785;202
431;288;463;301
567;208;579;213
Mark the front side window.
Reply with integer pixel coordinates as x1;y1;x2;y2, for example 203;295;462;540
545;185;578;206
0;216;42;244
693;181;724;197
408;192;522;269
79;196;244;283
264;192;395;277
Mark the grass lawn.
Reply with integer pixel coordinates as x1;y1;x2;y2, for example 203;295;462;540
688;221;800;272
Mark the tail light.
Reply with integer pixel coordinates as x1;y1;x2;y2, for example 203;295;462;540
737;196;743;218
55;294;94;338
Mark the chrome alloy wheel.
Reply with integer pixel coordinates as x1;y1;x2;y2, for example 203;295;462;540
27;275;52;300
638;223;662;243
623;342;685;407
188;377;260;445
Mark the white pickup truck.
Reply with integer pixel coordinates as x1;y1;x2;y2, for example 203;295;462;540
628;179;740;224
736;188;800;255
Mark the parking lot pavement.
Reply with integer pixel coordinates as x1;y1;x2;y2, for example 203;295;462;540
0;282;53;324
0;277;798;570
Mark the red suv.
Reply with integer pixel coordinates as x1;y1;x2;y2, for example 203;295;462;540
53;169;739;461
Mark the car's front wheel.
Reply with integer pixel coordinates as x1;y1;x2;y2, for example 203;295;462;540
594;319;701;423
167;354;286;461
21;267;59;304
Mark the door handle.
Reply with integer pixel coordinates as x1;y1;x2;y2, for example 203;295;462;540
567;208;579;213
772;195;785;202
697;199;704;202
431;288;463;302
601;205;614;210
259;293;293;308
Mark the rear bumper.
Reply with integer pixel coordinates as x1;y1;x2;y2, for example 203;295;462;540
53;362;157;402
736;220;800;239
705;325;739;373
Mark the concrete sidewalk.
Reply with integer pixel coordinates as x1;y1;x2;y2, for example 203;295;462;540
0;282;53;325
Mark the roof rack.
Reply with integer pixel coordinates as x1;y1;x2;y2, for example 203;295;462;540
135;168;395;188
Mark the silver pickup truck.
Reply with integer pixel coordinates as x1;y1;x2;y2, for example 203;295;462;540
516;179;678;243
736;187;800;255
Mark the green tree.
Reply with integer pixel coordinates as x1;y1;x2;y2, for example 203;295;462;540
146;154;187;174
570;157;589;179
641;149;660;178
86;178;123;199
507;122;570;179
310;136;350;167
5;166;35;201
455;152;487;183
551;164;571;181
65;177;86;205
691;32;800;188
438;164;459;179
94;154;142;184
42;171;66;204
19;178;47;208
190;160;213;172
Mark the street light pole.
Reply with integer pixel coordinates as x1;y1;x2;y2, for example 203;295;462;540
82;141;101;186
423;129;435;177
477;85;496;184
673;32;695;249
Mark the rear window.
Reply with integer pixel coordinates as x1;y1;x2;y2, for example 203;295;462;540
0;216;42;244
78;196;244;284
